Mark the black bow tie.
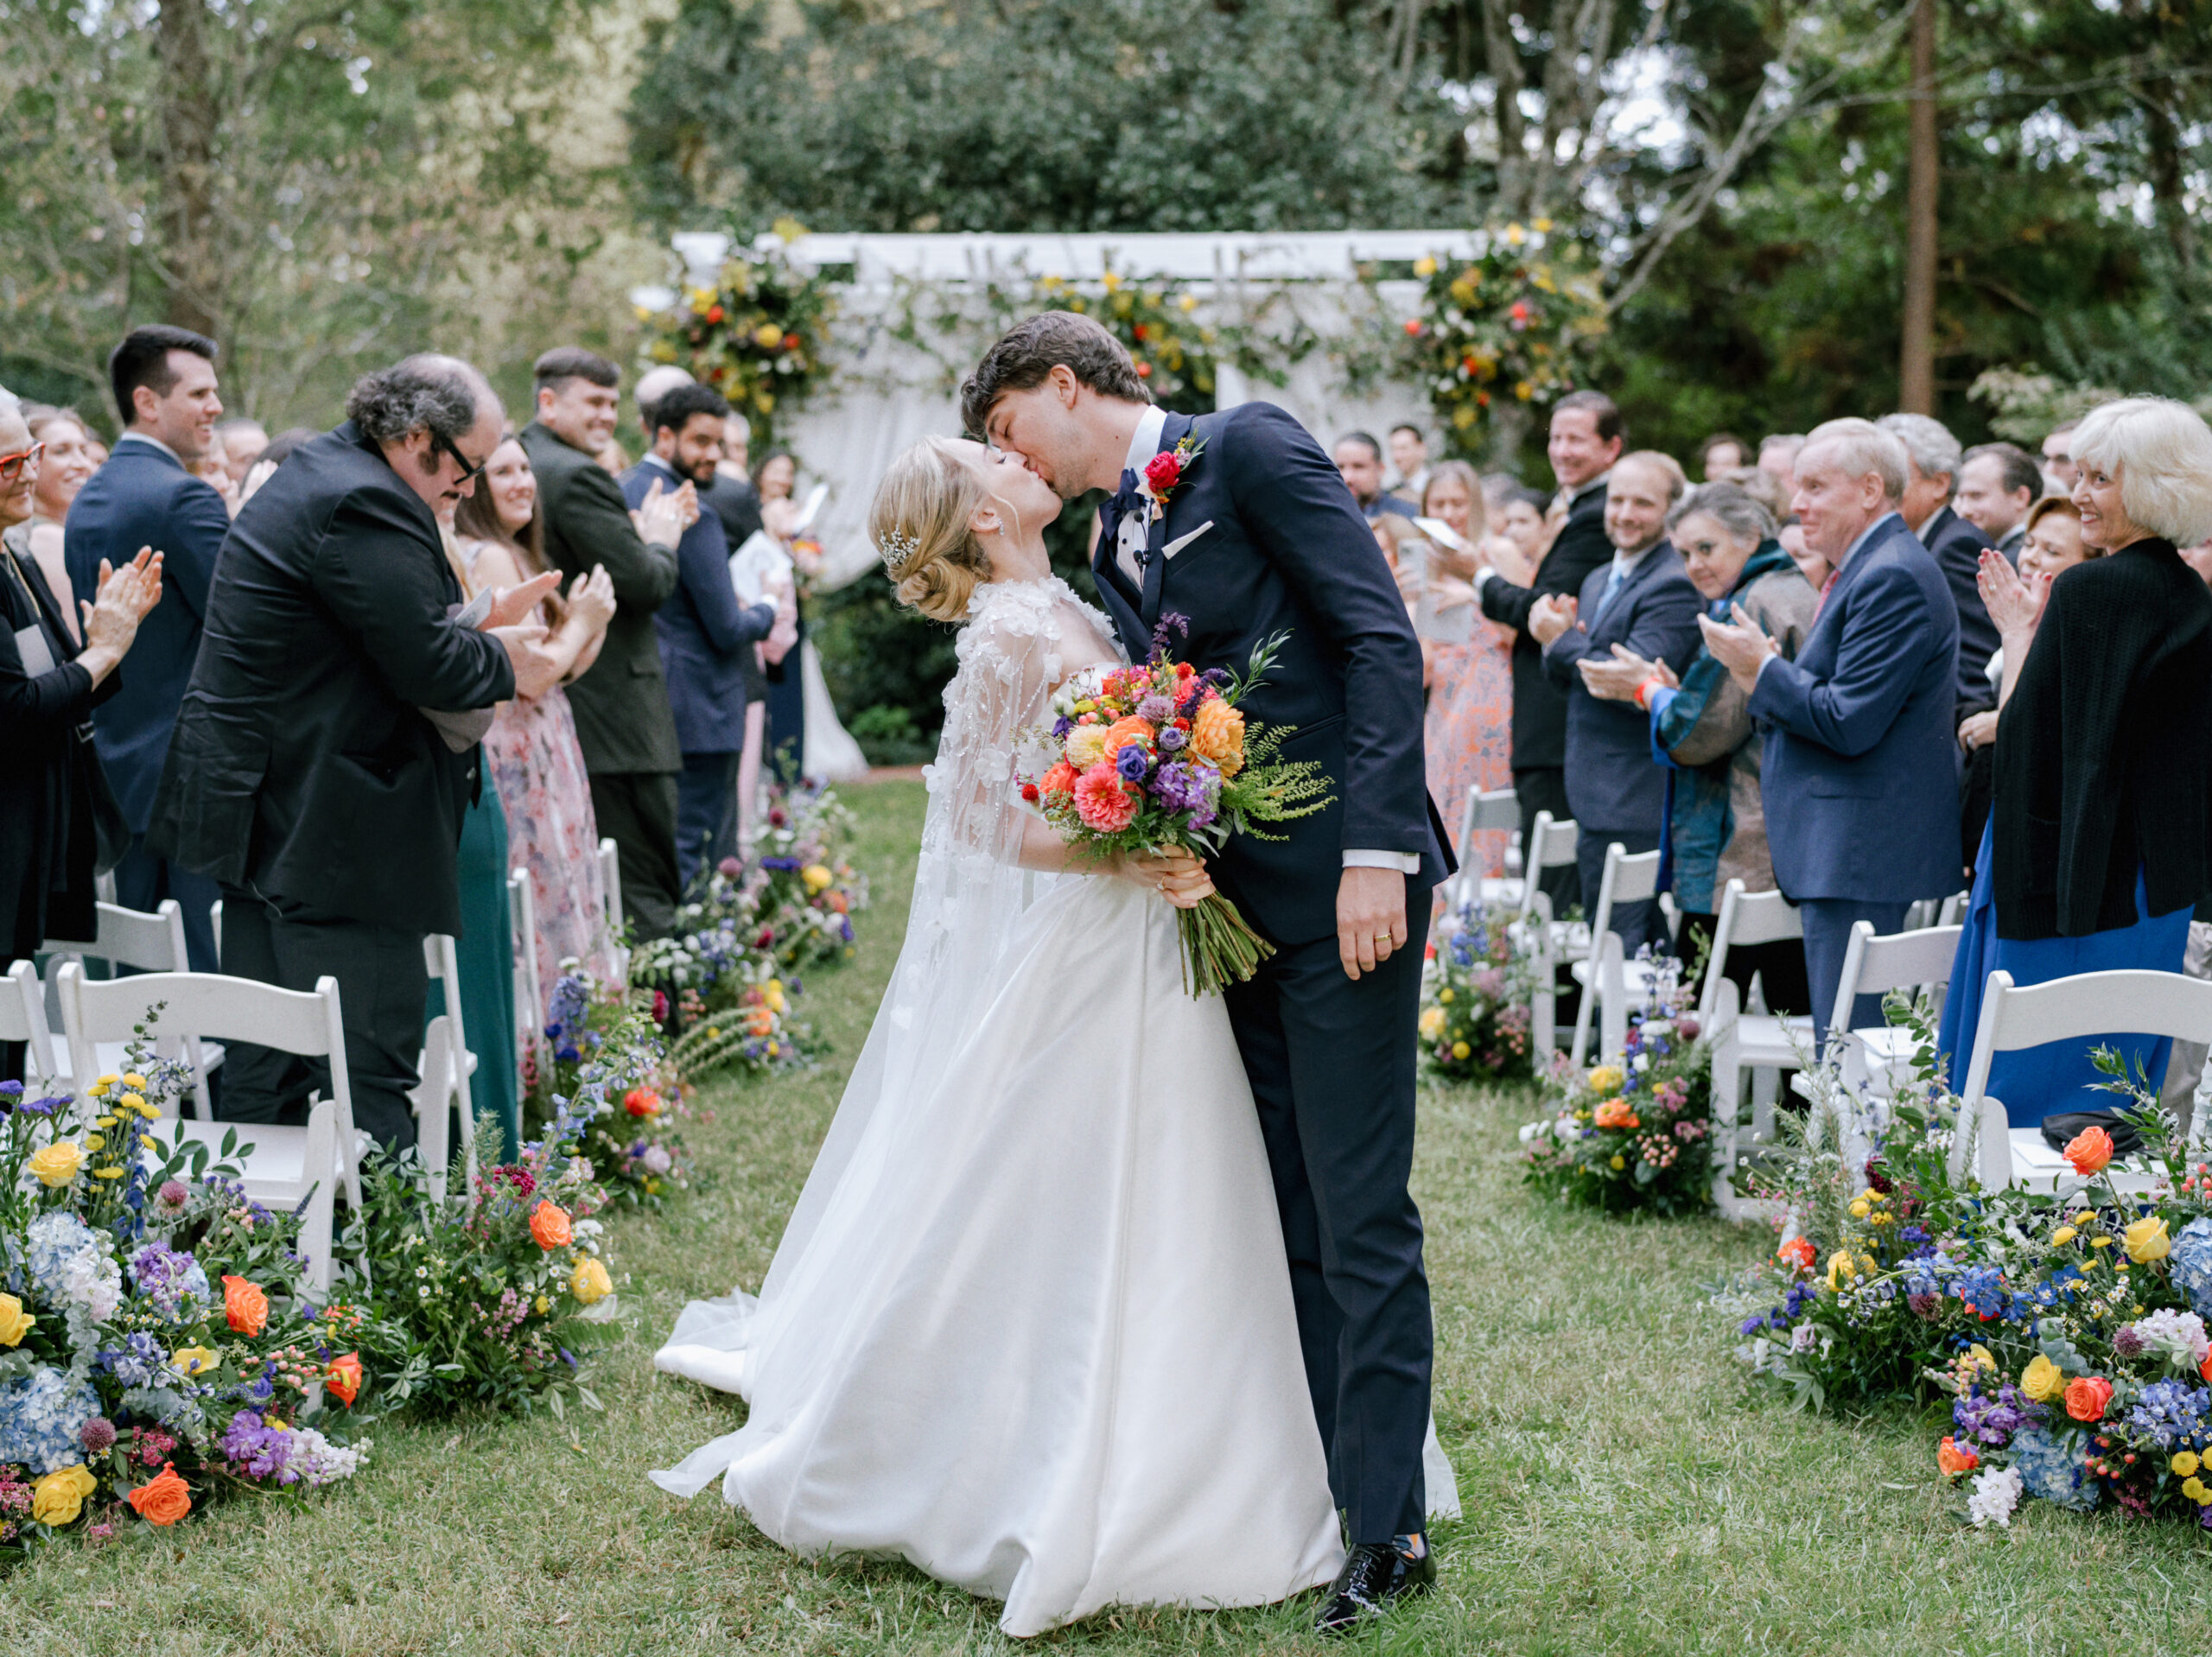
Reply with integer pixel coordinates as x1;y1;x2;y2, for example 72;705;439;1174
1103;467;1148;561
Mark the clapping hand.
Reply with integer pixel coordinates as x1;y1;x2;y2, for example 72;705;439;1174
1978;546;2050;637
491;615;563;700
1580;643;1675;704
1699;603;1778;693
481;569;564;631
1529;593;1578;646
565;565;617;635
80;546;164;650
630;478;693;549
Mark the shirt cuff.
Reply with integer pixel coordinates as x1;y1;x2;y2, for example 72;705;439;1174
1343;849;1423;873
1752;649;1779;686
1473;566;1497;594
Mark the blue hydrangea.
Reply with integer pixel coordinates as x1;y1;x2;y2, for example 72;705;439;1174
2126;1380;2209;1451
0;1365;102;1476
2171;1217;2212;1321
2009;1425;2101;1511
25;1209;98;1298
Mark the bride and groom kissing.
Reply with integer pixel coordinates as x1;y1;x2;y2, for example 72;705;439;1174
650;312;1459;1637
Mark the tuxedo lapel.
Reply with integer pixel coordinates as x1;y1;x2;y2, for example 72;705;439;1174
1138;412;1195;626
1090;503;1148;660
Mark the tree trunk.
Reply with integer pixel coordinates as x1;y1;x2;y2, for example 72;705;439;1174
154;0;225;340
1897;0;1938;414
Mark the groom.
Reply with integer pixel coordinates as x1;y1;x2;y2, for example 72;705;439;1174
963;314;1453;1633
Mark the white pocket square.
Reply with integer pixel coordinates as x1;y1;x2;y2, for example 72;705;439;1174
1161;520;1216;560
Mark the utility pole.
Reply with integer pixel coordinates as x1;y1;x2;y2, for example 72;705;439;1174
1898;0;1939;414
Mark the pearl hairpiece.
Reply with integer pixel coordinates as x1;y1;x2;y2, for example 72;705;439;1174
878;527;921;574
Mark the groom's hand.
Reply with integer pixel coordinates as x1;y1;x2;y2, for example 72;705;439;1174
1338;867;1407;980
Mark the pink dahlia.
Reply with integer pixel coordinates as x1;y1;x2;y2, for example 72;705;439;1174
1072;762;1140;832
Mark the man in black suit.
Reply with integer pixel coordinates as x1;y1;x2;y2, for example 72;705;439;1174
1332;431;1416;524
1880;412;1997;717
64;326;233;970
149;355;561;1148
521;348;691;940
1471;389;1624;917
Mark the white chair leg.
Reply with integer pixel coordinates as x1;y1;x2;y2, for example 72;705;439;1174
300;1097;339;1296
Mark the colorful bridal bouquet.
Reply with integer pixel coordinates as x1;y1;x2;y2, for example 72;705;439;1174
1421;898;1539;1080
1021;620;1332;995
1519;959;1713;1216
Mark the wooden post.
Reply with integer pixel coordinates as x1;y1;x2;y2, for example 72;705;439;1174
1898;0;1939;414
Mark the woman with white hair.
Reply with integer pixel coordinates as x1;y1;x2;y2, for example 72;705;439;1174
1938;396;2212;1129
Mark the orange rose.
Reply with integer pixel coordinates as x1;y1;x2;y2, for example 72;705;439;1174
2064;1374;2113;1422
1592;1098;1639;1130
1099;715;1156;761
1190;699;1246;778
2063;1125;2114;1176
1777;1237;1816;1273
221;1274;269;1337
127;1462;193;1526
1936;1436;1980;1477
326;1352;364;1406
529;1200;573;1250
623;1088;663;1119
1040;760;1079;797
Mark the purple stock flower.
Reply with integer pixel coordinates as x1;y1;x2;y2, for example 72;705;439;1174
1150;761;1217;816
219;1410;296;1482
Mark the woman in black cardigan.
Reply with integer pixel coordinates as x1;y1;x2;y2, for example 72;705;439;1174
0;391;162;1078
1938;396;2212;1124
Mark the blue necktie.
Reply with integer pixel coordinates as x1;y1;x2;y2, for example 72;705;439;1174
1591;564;1626;625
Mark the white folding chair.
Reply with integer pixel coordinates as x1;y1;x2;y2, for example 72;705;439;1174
1446;787;1523;911
54;963;360;1292
1937;889;1969;927
415;935;479;1195
1699;882;1816;1202
1947;968;2212;1193
509;867;542;1080
1567;843;1663;1065
1514;811;1584;1052
598;835;631;979
1827;917;1964;1095
0;959;60;1085
41;899;223;1115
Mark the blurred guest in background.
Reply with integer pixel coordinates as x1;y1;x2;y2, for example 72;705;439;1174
213;416;269;493
2041;419;2080;497
64;325;232;970
753;447;809;779
1414;461;1514;877
1698;432;1748;481
1332;432;1415;524
1955;441;2041;563
1388;422;1430;501
22;406;98;638
1881;411;1999;724
1758;434;1805;498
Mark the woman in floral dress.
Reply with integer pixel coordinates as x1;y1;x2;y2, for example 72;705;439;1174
1416;461;1519;878
454;439;622;1034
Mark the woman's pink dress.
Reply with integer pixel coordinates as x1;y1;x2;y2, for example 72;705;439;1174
1424;615;1516;878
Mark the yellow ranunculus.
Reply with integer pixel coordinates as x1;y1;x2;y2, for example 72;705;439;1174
2020;1354;2065;1403
121;1072;147;1090
1438;987;1455;1004
1065;723;1109;768
570;1257;613;1305
169;1345;219;1377
0;1291;33;1347
1419;1006;1446;1041
27;1140;84;1187
534;1295;550;1315
1413;256;1438;277
83;1133;105;1152
31;1464;98;1527
2071;1210;2094;1225
1609;1155;1625;1171
92;1167;125;1180
2172;1451;2201;1477
2051;1226;2078;1247
1451;1041;1471;1061
1586;1065;1624;1095
1848;1197;1871;1219
801;864;834;893
2186;1476;2209;1504
2124;1216;2171;1264
753;322;783;349
2089;1236;2113;1250
119;1092;147;1114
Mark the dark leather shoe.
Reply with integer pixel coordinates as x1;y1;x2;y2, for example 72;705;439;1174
1314;1536;1435;1635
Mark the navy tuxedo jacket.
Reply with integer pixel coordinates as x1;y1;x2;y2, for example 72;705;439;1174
1090;402;1451;947
63;438;232;832
621;459;774;755
1748;513;1961;904
1541;543;1703;833
1918;504;1999;713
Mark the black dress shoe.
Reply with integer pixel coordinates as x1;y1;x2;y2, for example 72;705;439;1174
1314;1536;1435;1635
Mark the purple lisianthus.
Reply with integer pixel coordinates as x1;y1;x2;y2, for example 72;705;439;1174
1159;725;1187;752
1116;744;1151;783
1052;715;1074;739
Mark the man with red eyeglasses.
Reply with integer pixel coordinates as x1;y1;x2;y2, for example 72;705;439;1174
63;325;232;970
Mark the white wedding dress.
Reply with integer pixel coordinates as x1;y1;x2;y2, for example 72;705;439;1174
651;576;1447;1635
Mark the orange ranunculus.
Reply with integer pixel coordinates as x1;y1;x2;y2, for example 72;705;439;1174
529;1200;573;1250
326;1352;364;1406
1041;760;1080;797
624;1088;663;1119
2064;1374;2114;1422
745;1006;776;1037
1099;715;1156;761
1190;699;1246;778
221;1274;269;1337
2063;1125;2114;1176
1777;1237;1817;1273
1592;1098;1639;1130
1936;1436;1980;1477
128;1462;193;1526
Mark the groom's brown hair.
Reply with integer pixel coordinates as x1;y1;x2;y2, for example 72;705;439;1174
959;311;1150;436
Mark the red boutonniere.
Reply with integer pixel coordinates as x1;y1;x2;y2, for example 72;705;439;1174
1138;435;1205;520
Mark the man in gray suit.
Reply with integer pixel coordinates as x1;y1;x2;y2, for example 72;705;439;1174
519;348;691;940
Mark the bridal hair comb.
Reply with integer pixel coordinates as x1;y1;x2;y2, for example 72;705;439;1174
878;526;921;574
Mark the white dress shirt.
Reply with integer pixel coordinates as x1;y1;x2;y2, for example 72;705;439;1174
114;430;182;464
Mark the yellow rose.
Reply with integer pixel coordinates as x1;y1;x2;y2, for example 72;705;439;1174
2124;1216;2171;1263
2051;1226;2077;1247
1609;1155;1625;1171
1413;256;1438;277
0;1292;32;1347
1968;1344;1996;1373
1065;723;1109;768
1827;1251;1862;1290
1848;1197;1871;1219
2020;1354;2065;1403
570;1257;613;1305
1586;1065;1624;1095
753;322;784;349
169;1345;219;1377
27;1140;84;1187
1189;699;1247;779
1451;1041;1471;1061
1419;1006;1446;1041
2172;1451;2201;1477
801;864;833;892
31;1464;99;1527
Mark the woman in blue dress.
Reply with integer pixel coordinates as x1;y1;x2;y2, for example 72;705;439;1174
1939;397;2212;1123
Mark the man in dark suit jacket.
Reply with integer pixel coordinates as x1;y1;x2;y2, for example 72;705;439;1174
967;314;1453;1631
1881;412;1997;715
64;326;232;969
149;355;559;1148
519;347;689;940
1702;418;1961;1041
623;383;779;887
1473;390;1623;918
1528;453;1704;953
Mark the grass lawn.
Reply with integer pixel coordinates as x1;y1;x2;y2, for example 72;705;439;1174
10;777;2212;1654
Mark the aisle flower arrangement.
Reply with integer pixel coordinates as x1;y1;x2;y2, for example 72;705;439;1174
1726;1018;2212;1531
531;969;695;1209
1519;961;1713;1216
1420;898;1539;1081
643;227;836;445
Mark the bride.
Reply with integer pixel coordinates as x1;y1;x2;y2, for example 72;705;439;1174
652;436;1383;1634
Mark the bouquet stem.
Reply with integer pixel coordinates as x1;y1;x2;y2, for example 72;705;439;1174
1176;892;1275;996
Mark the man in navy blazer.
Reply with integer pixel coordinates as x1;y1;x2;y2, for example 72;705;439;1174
1701;418;1961;1039
621;383;779;888
63;326;232;970
1528;453;1704;953
966;313;1452;1630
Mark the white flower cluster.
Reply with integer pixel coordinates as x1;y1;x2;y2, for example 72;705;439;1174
1516;1115;1581;1145
2130;1308;2211;1369
1967;1465;2024;1528
288;1427;370;1488
27;1209;121;1324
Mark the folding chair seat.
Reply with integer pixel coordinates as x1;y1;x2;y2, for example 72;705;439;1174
42;899;222;1114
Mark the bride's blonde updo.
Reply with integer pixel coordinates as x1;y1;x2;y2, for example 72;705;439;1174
868;436;996;624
